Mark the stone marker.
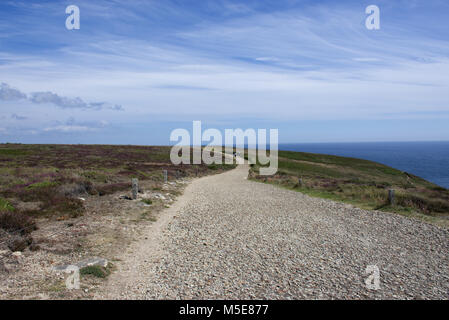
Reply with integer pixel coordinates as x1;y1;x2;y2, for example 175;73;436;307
298;178;303;187
163;170;168;183
132;178;138;200
52;257;108;272
388;189;395;205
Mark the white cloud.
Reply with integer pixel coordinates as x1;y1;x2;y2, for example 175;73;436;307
0;82;27;101
0;82;124;111
255;57;280;62
352;58;381;62
43;125;95;132
11;113;27;120
30;92;91;109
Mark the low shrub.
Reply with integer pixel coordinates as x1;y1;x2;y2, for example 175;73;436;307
42;196;84;218
57;181;95;197
96;182;131;196
80;265;110;278
396;194;449;214
0;210;37;235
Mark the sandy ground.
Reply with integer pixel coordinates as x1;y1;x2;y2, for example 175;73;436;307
96;163;449;299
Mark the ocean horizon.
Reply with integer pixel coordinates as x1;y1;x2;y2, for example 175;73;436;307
279;141;449;189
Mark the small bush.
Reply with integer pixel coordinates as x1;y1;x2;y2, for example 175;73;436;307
80;265;110;278
0;210;36;235
396;194;449;214
141;199;152;205
58;181;95;197
44;196;84;218
81;171;109;183
96;182;131;196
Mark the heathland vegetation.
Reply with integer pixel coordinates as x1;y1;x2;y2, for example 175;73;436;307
0;144;235;251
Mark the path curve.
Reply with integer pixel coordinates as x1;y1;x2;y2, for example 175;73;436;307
98;164;449;299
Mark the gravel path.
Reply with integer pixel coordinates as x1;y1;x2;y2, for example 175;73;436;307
98;164;449;299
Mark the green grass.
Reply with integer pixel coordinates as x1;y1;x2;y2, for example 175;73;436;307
0;149;30;156
249;150;449;228
141;199;153;205
140;210;157;222
0;198;14;211
26;181;58;189
79;265;110;278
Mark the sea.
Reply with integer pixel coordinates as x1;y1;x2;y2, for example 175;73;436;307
278;141;449;189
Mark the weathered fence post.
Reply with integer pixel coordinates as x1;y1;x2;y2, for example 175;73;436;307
132;178;139;200
388;189;395;205
298;178;303;187
163;170;168;183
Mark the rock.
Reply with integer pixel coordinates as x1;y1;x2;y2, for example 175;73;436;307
52;257;109;272
132;178;139;200
152;193;166;200
77;257;109;268
12;251;22;257
119;195;133;200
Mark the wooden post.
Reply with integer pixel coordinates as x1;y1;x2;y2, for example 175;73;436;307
132;178;138;200
388;189;395;205
163;170;168;183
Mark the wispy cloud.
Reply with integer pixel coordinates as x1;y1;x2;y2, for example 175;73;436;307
0;0;448;143
29;91;123;111
11;113;27;120
43;117;109;133
30;91;98;109
0;82;27;100
43;125;94;132
1;82;124;111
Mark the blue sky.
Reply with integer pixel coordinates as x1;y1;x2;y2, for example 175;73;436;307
1;0;449;144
